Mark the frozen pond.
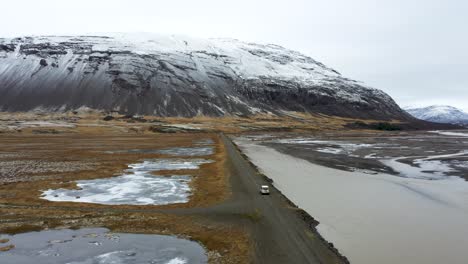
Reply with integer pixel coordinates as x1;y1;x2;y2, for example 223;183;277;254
0;228;207;264
236;137;468;264
41;159;212;205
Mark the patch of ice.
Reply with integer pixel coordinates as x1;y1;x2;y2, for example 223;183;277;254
316;148;343;154
163;124;201;130
41;159;212;205
6;121;76;129
42;173;191;205
417;151;468;161
349;168;378;175
381;151;468;180
453;161;468;169
1;228;207;264
274;138;328;144
130;159;212;171
274;138;375;154
430;131;468;137
166;257;188;264
226;95;263;114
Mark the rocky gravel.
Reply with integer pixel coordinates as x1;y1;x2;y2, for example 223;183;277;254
0;160;96;183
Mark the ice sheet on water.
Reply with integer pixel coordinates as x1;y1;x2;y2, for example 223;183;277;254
41;159;212;205
42;173;191;205
1;228;207;264
129;159;212;172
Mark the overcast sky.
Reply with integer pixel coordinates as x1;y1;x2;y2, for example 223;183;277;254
1;0;467;111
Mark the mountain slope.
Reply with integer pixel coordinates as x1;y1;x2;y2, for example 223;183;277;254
0;33;410;119
404;105;468;125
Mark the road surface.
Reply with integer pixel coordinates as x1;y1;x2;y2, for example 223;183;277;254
0;134;347;264
220;134;346;263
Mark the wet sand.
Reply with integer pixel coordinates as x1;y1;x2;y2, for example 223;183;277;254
236;136;468;264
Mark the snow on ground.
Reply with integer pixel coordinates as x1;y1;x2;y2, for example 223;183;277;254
364;153;377;159
6;33;339;85
0;121;76;130
273;138;379;154
272;136;467;179
405;105;468;124
316;147;343;154
130;159;212;172
41;159;212;205
1;33;387;106
453;161;468;169
381;151;468;180
18;121;75;127
163;124;202;130
430;131;468;137
166;257;189;264
381;158;450;180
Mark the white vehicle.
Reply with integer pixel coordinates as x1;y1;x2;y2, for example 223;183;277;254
260;185;270;195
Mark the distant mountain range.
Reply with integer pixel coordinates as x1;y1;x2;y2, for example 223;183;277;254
404;105;468;125
0;34;411;120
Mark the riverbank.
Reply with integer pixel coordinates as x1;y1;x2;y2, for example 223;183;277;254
235;135;468;264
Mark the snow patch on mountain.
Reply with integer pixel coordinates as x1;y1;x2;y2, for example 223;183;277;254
404;105;468;125
0;33;408;119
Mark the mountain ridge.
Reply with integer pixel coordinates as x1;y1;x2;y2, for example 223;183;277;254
0;33;411;120
404;105;468;125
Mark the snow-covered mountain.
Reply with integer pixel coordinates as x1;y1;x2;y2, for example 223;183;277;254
404;105;468;125
0;33;410;119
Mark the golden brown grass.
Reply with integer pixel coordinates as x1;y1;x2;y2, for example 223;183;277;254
0;126;247;263
0;244;15;252
0;207;250;263
0;110;402;135
0;132;228;209
0;111;398;263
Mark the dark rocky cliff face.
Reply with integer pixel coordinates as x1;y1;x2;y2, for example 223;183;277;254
0;34;411;120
